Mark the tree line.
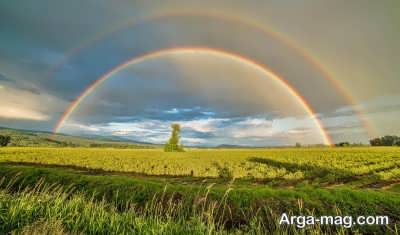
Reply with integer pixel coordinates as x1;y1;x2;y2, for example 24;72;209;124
2;132;400;148
370;135;400;146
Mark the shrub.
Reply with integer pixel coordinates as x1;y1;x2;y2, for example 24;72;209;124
0;135;11;147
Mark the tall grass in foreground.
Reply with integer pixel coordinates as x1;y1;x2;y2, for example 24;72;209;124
0;177;387;235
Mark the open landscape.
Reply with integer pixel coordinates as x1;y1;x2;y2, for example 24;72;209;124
2;1;400;234
1;145;400;234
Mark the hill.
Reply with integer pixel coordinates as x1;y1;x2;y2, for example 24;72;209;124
0;127;156;148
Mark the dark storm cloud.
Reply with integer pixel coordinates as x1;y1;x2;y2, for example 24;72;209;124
65;53;306;127
0;73;12;82
2;11;346;112
0;0;155;50
48;16;346;112
0;72;41;94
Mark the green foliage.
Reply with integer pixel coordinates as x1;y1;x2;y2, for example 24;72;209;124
0;135;11;147
212;162;233;179
1;167;400;234
164;123;184;152
335;142;350;147
370;135;400;146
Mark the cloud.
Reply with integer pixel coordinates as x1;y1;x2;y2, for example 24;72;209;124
181;137;206;145
0;73;41;94
0;84;64;121
66;52;317;127
0;73;12;82
0;105;49;121
331;95;400;118
320;95;400;141
1;0;399;144
164;108;179;114
180;118;229;133
227;118;274;138
62;113;324;146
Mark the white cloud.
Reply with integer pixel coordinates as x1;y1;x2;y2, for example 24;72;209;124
0;85;60;121
236;118;272;126
62;114;325;146
0;106;49;121
180;118;228;132
164;108;179;114
229;126;275;138
65;123;101;132
181;137;206;145
228;118;274;138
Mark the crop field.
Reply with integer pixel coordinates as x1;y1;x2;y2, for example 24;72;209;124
1;147;400;234
1;147;400;186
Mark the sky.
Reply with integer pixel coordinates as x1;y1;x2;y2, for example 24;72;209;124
0;0;399;146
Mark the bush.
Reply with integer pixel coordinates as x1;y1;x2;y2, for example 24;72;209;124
0;135;11;147
213;162;233;179
335;142;350;147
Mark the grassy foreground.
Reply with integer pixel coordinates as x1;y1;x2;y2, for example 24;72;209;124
0;147;399;234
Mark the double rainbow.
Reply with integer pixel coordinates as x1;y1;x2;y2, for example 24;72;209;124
53;47;333;146
51;11;375;145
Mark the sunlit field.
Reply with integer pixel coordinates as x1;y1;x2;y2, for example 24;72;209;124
2;147;400;184
1;147;400;234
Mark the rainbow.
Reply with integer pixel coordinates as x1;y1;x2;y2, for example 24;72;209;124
46;11;376;138
53;47;333;146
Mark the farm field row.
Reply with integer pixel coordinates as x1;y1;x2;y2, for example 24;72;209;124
1;147;399;187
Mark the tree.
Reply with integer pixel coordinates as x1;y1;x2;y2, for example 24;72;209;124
335;142;350;147
370;138;381;146
164;123;184;152
0;135;11;147
370;135;400;146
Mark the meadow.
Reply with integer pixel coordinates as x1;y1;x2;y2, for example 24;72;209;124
1;147;400;234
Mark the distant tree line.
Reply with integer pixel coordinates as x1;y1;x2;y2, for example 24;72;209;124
89;143;154;149
335;142;351;147
333;142;365;147
333;136;400;147
370;135;400;146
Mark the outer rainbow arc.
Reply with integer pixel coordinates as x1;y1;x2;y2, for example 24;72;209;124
46;10;376;138
53;47;333;146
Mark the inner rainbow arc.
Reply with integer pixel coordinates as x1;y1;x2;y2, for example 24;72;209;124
53;46;333;146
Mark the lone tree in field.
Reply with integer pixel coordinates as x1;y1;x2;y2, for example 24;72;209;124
164;123;184;152
0;135;11;147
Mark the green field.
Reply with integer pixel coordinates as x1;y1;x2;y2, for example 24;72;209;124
1;147;400;234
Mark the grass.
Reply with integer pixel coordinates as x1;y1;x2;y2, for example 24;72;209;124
0;147;399;234
2;174;395;235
